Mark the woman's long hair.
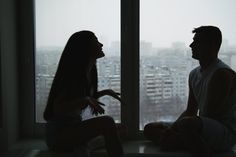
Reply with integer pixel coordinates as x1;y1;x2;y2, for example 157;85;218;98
44;31;98;121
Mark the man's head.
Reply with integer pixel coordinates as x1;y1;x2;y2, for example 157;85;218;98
189;26;222;60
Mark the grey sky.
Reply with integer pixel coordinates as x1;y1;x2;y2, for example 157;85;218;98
36;0;236;48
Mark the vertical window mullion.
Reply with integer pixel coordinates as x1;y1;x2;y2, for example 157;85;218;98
121;0;140;139
19;0;37;138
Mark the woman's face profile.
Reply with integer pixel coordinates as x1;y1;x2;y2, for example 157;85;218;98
89;36;105;60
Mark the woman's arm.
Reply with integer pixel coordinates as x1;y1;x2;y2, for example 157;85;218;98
53;93;105;116
95;89;118;98
96;89;126;105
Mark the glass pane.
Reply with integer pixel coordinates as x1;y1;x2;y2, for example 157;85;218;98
35;0;120;123
140;0;236;129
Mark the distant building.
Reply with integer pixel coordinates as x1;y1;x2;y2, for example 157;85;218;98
35;44;235;126
35;74;54;122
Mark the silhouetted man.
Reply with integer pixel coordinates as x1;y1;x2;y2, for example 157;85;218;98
144;26;236;157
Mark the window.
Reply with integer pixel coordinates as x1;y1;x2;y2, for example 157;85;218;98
35;0;120;123
25;0;236;137
140;0;236;129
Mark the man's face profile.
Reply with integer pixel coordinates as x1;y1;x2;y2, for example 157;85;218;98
190;33;209;60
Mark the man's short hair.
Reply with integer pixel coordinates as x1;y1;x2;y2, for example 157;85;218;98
192;26;222;53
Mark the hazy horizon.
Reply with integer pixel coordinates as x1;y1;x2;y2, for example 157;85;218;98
35;0;236;48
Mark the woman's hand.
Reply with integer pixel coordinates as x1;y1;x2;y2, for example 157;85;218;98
97;89;126;105
85;97;105;116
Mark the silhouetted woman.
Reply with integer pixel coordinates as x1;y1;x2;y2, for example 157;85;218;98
43;31;124;157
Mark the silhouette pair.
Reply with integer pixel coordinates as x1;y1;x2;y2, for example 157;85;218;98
43;26;236;157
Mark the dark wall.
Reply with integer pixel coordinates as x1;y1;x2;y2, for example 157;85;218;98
0;37;2;129
0;0;20;150
0;36;2;129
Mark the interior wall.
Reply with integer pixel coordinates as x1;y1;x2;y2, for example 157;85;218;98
18;0;35;138
0;30;2;129
0;30;4;150
0;0;19;150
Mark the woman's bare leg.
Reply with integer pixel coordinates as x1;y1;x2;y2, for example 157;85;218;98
62;116;124;157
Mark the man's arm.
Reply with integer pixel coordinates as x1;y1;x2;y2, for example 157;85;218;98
159;84;199;146
176;85;198;121
205;68;234;118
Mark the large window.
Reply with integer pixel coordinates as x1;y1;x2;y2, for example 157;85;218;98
140;0;236;129
33;0;236;134
35;0;120;123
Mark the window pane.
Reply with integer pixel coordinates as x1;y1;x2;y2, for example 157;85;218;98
140;0;236;129
35;0;120;123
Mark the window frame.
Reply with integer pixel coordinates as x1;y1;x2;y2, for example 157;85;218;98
19;0;141;139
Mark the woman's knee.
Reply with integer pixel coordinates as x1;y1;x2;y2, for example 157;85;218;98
97;116;116;127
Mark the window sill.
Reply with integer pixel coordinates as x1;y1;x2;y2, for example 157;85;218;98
6;139;236;157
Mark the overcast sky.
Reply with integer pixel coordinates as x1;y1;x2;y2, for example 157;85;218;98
35;0;236;48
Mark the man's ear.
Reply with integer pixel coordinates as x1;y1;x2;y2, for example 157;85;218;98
208;41;217;56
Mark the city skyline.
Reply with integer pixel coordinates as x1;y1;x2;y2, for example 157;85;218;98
35;43;236;129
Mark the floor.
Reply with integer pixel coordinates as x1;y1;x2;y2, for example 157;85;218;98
1;139;236;157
